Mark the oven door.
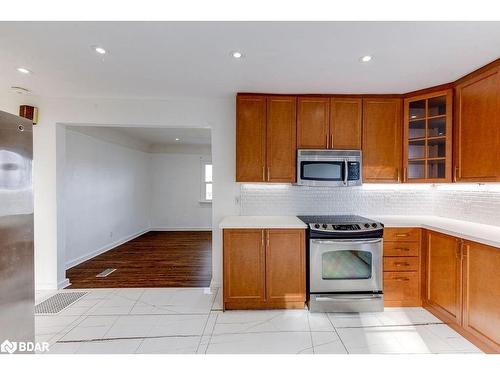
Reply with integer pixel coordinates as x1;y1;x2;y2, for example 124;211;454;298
309;238;383;293
297;159;346;186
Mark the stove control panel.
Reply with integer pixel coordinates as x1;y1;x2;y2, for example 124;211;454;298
309;222;381;232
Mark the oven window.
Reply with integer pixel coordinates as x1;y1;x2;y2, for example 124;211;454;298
301;161;343;181
322;250;372;279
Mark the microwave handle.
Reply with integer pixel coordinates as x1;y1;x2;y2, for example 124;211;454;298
343;159;348;185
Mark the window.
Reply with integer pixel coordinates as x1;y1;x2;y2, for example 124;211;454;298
201;160;212;202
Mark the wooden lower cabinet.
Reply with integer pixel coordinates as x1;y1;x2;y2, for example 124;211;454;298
422;231;500;353
422;230;462;325
461;241;500;353
383;228;422;307
223;228;305;310
223;229;266;306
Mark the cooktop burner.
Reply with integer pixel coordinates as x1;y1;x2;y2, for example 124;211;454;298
297;215;384;235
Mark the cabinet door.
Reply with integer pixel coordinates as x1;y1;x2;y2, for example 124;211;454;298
297;97;330;149
403;90;453;182
267;96;297;182
424;231;462;325
236;95;266;182
266;229;306;303
462;241;500;352
362;98;402;182
330;97;362;149
455;67;500;182
223;229;266;306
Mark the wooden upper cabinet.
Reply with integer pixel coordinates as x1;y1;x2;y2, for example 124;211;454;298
330;98;362;149
236;94;296;183
223;229;266;305
297;97;330;149
236;95;266;182
462;241;500;353
267;96;297;182
403;90;453;182
362;98;402;182
455;66;500;182
424;231;462;325
266;229;306;303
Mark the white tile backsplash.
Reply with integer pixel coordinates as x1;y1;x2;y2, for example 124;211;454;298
240;184;500;226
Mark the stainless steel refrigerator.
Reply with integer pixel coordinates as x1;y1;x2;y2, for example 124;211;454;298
0;110;34;346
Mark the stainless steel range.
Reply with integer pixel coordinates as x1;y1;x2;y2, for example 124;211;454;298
298;215;384;313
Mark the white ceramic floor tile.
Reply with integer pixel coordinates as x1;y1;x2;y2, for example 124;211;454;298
47;342;82;354
57;305;95;316
206;332;313;354
135;288;216;314
202;312;220;336
76;339;143;354
137;336;201;354
35;315;81;336
60;316;118;341
104;315;161;338
337;324;481;354
311;331;348;354
308;313;335;331
328;307;442;328
152;314;209;336
196;336;211;354
213;310;310;335
211;288;222;311
327;312;384;328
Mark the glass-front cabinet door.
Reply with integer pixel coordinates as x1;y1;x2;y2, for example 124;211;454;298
403;90;453;182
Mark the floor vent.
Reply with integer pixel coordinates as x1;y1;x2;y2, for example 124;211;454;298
34;292;88;315
96;268;116;278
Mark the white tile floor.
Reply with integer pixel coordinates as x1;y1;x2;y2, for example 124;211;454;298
35;287;482;354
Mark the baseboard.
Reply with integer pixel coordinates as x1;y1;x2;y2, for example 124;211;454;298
35;282;59;291
58;278;71;289
65;228;149;269
150;227;212;232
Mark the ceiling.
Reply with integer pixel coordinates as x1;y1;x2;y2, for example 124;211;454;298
110;127;211;145
1;21;500;99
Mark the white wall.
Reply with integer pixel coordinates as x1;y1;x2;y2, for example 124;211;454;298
64;128;152;269
150;153;212;230
0;94;238;290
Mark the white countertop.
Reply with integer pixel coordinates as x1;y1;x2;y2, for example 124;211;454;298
372;215;500;249
219;216;307;229
220;214;500;249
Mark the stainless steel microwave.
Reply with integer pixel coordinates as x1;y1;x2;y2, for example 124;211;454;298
296;149;362;187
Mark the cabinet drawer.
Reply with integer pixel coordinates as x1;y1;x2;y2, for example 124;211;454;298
384;271;419;302
384;228;421;242
383;256;419;272
384;241;420;257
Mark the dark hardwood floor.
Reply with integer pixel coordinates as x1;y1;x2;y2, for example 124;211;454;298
66;231;212;289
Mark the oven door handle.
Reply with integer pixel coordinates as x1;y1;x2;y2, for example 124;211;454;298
311;239;382;245
315;295;382;302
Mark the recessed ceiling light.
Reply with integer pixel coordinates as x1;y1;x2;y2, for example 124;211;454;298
232;51;243;59
16;67;31;74
94;46;107;55
360;55;372;63
175;138;180;141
